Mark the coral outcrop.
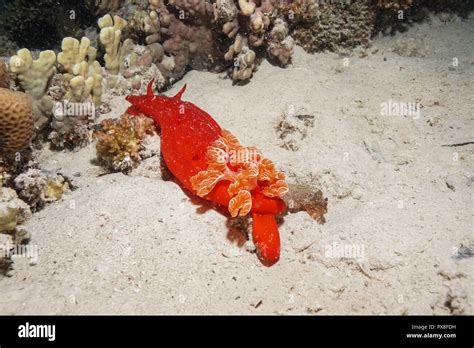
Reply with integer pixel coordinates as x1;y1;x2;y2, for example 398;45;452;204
94;113;156;173
0;88;34;154
9;49;56;130
129;0;295;82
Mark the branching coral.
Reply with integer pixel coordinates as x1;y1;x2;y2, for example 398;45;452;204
57;37;103;104
99;14;135;75
93;113;156;173
190;129;289;217
9;49;56;130
0;88;34;154
48;37;104;149
128;0;295;82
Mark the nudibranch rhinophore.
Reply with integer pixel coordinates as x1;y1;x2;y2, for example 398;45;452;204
126;80;288;266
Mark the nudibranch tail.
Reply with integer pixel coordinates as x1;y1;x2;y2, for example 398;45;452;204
252;213;281;266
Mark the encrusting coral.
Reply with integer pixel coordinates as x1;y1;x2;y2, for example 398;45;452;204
93;113;156;173
9;49;56;130
0;88;34;154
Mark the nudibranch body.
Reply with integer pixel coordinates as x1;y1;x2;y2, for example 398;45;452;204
126;80;288;265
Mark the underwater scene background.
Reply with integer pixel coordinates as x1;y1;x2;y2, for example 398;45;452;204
0;1;472;314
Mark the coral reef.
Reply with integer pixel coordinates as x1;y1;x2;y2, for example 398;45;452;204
0;88;34;154
94;113;156;173
9;49;56;130
128;0;296;82
0;61;10;89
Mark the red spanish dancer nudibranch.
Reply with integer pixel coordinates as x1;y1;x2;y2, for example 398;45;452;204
126;80;289;266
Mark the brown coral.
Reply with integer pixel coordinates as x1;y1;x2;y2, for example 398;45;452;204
283;183;328;224
94;113;156;173
0;88;34;154
0;61;9;89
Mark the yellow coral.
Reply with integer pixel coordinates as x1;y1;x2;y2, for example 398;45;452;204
58;37;103;104
9;49;56;129
44;175;70;201
98;14;134;75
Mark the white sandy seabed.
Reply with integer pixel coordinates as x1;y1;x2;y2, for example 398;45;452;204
0;15;472;314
